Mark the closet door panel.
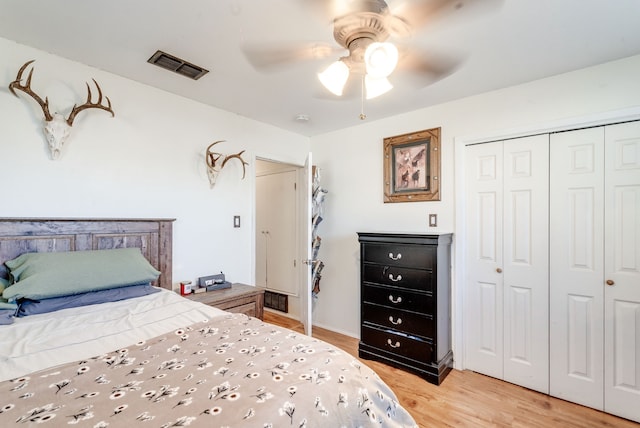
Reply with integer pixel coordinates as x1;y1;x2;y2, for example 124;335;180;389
604;121;640;422
256;170;298;295
465;135;549;391
465;142;504;379
550;127;605;409
502;135;549;393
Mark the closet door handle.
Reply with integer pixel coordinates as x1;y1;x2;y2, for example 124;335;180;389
496;268;503;273
606;279;615;286
388;252;402;260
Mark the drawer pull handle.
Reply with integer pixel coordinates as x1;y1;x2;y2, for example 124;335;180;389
388;274;402;282
388;316;402;325
388;295;403;304
387;339;401;348
388;252;402;260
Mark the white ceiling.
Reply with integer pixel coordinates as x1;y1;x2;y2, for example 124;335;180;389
1;0;640;137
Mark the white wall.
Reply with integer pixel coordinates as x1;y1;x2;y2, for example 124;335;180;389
0;38;310;288
4;36;640;354
309;54;640;342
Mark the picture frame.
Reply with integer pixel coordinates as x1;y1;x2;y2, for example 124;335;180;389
383;127;441;203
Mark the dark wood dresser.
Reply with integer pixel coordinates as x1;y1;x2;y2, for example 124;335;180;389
357;232;453;385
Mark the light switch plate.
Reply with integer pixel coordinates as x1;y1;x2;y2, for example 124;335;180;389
429;214;438;227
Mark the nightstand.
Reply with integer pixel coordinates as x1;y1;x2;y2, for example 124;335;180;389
185;283;265;320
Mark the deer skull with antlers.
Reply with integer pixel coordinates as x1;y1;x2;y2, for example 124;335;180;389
205;140;249;188
9;60;115;160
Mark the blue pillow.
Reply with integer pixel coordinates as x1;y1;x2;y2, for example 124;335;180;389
17;283;160;317
3;248;160;302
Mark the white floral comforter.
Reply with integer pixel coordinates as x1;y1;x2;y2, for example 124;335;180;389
0;295;417;427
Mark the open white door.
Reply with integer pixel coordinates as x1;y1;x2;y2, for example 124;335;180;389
300;153;313;336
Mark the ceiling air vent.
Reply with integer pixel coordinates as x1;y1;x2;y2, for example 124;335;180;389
147;50;209;80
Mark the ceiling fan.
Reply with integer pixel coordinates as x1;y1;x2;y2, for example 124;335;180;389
243;0;501;100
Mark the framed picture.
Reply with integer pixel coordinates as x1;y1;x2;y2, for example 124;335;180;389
383;127;441;203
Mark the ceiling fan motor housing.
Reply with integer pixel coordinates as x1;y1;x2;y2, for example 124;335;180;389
334;12;389;49
334;12;391;73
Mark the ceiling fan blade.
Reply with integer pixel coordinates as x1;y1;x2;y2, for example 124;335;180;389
242;42;345;71
302;0;389;21
389;0;504;31
395;46;462;83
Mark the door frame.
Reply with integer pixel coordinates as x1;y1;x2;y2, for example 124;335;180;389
453;107;640;371
252;152;310;323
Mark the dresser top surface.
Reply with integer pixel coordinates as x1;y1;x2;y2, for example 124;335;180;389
358;232;452;244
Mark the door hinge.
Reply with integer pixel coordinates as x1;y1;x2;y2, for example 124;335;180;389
293;259;296;267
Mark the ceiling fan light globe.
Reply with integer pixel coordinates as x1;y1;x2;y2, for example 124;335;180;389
318;60;350;96
364;42;398;78
365;75;393;99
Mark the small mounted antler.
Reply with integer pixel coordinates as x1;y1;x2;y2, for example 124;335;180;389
8;60;115;160
221;150;249;179
206;140;225;171
205;141;249;188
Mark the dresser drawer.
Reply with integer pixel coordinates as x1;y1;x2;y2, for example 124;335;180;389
363;264;433;292
362;284;433;314
362;243;435;268
361;325;434;363
363;303;434;339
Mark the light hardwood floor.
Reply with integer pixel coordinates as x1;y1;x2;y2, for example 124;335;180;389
264;310;639;428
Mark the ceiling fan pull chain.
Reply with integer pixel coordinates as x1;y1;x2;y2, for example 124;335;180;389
360;76;367;121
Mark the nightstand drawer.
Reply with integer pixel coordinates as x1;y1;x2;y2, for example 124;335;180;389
362;264;433;292
362;243;435;268
222;301;260;318
363;303;434;339
186;283;264;320
362;284;432;314
361;325;433;363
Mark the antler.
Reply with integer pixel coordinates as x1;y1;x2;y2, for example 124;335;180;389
8;60;53;121
221;150;249;179
66;79;115;125
205;140;225;168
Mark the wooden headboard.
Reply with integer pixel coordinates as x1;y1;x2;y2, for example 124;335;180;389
0;218;175;290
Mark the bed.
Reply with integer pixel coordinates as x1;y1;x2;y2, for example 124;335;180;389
0;218;417;427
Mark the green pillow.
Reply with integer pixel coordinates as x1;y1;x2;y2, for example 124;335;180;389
3;248;160;302
0;277;17;310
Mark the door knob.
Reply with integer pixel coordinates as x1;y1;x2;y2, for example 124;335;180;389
606;279;614;286
496;268;503;273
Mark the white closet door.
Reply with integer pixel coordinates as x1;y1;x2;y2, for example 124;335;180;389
255;170;298;295
465;141;504;379
603;121;640;422
549;127;605;409
465;135;549;393
502;135;549;393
